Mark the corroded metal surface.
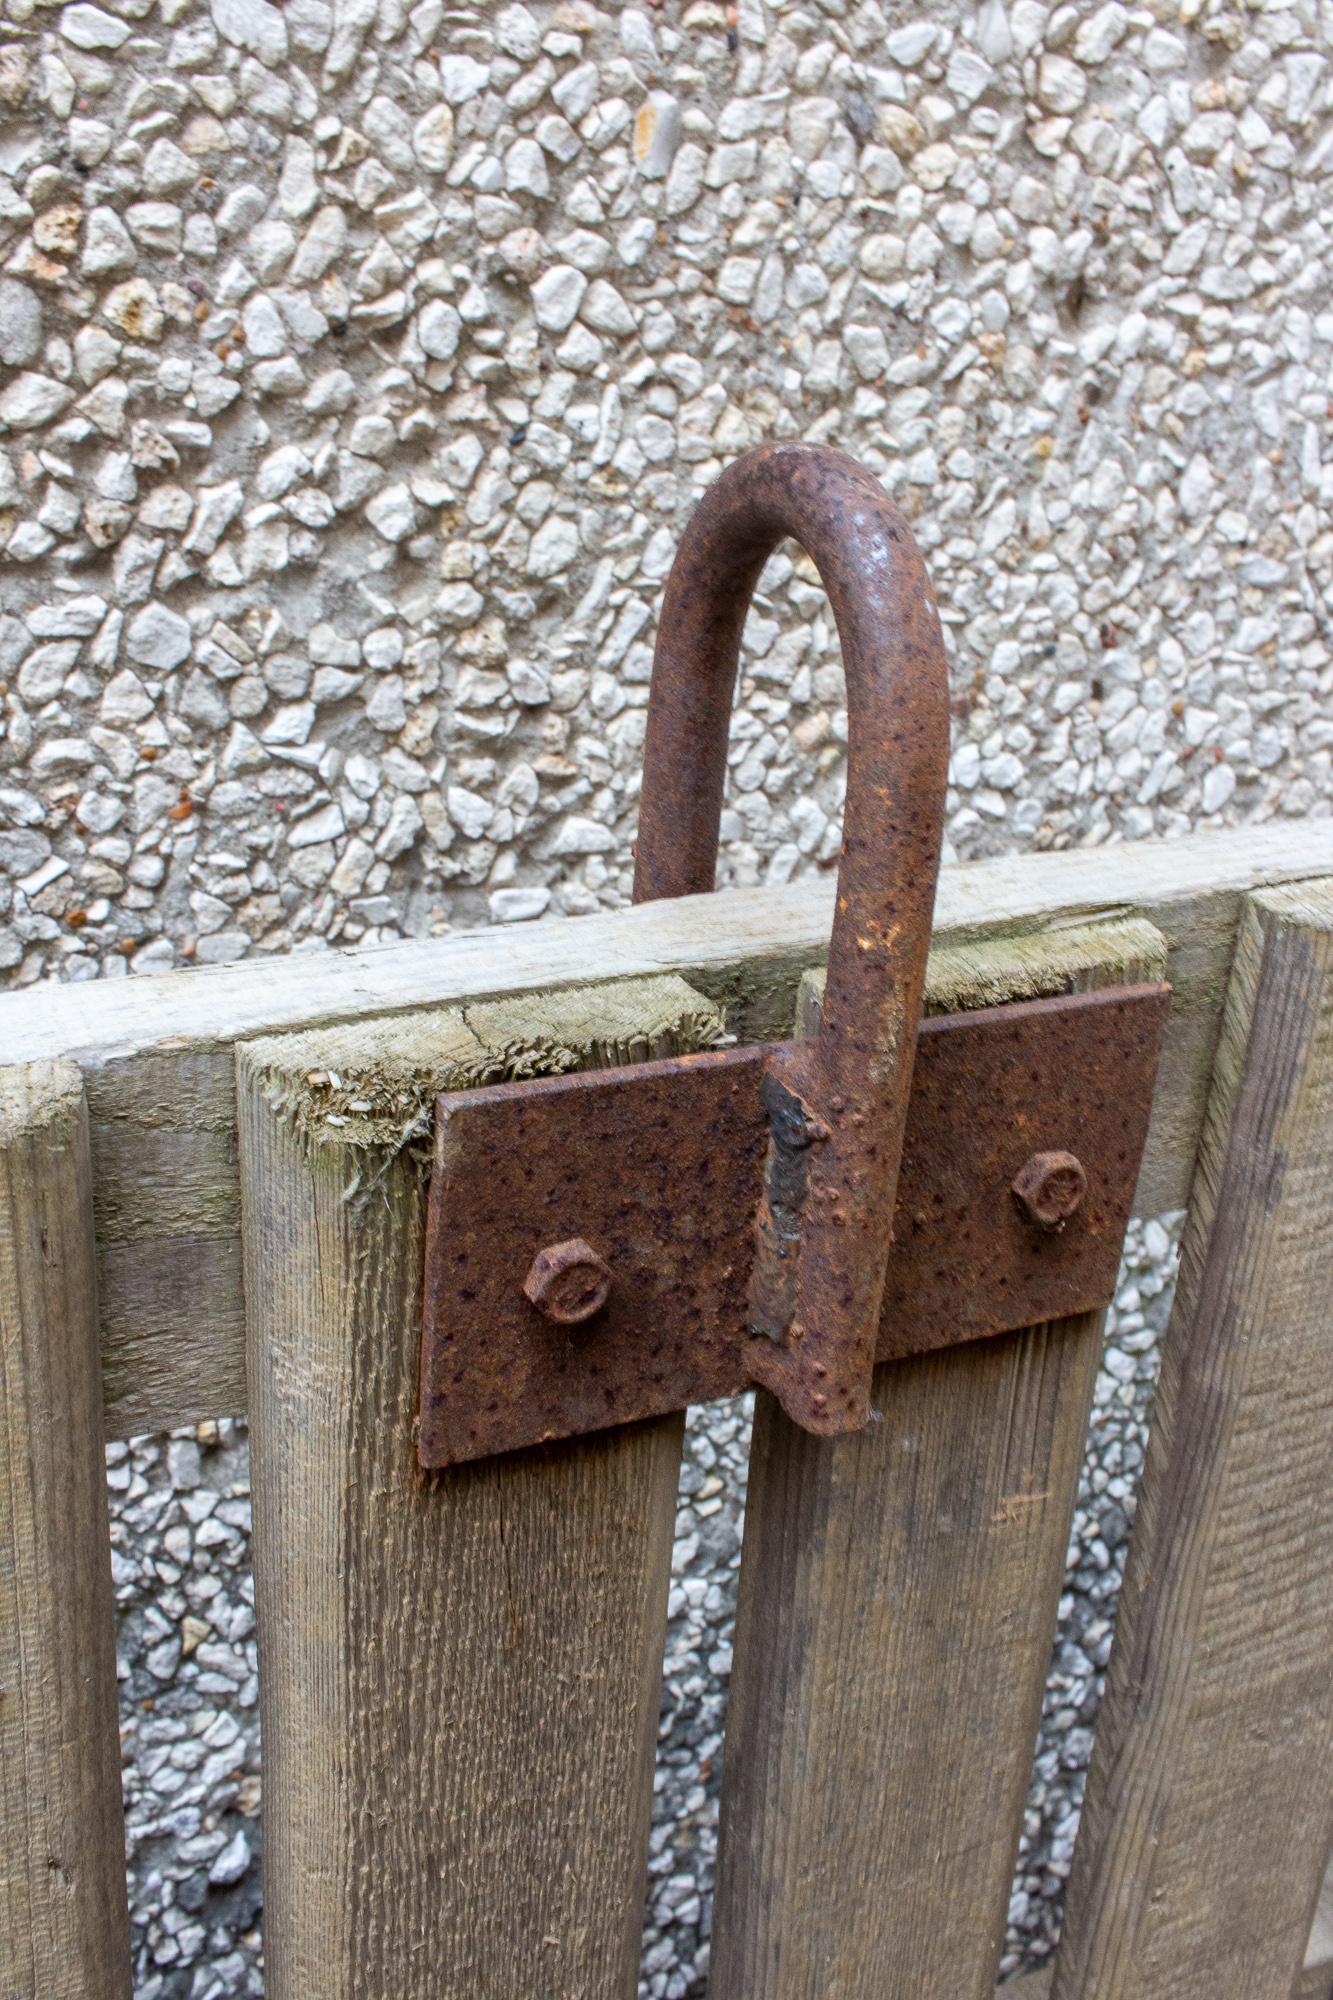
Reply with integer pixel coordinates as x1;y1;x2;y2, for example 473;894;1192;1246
1012;1150;1088;1230
418;982;1169;1469
522;1238;613;1324
633;442;950;1434
873;985;1169;1360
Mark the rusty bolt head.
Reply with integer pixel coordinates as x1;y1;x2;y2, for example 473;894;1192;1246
1012;1150;1087;1230
523;1238;612;1325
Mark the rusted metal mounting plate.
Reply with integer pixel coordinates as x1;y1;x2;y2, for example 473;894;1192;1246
419;982;1169;1468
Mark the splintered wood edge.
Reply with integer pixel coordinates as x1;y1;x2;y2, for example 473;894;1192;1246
237;973;729;1188
0;1055;85;1140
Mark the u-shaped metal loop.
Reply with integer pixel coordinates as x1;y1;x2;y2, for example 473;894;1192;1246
634;443;950;1434
419;441;1166;1468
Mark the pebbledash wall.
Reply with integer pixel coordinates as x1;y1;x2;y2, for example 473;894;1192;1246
1;0;1331;1995
1;0;1331;974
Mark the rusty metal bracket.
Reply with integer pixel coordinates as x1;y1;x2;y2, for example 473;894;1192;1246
632;443;950;1436
418;442;1169;1469
420;981;1169;1469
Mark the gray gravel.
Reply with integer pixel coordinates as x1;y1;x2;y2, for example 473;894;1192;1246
1002;1213;1180;1984
109;1421;262;1999
108;1215;1179;1997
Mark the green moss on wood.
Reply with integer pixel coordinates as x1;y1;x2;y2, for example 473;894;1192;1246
797;916;1169;1031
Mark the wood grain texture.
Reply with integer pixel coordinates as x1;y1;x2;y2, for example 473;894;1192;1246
7;823;1324;1069
1002;1955;1333;2000
1051;879;1333;2000
237;981;726;1998
707;923;1161;2000
710;1315;1104;2000
1001;1951;1333;2000
0;1060;131;1998
0;822;1328;1437
1002;1974;1053;2000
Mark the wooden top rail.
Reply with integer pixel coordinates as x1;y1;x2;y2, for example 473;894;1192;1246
1;820;1327;1072
0;819;1330;1438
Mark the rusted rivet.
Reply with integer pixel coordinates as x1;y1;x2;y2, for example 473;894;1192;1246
1012;1150;1087;1230
523;1238;612;1325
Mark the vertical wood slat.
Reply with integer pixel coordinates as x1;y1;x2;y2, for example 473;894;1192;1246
1005;1951;1333;2000
1005;1955;1333;2000
711;1316;1104;2000
1052;879;1333;2000
237;997;697;2000
708;921;1165;2000
0;1059;131;1998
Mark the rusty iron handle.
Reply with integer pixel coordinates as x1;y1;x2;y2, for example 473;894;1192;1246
633;443;950;1436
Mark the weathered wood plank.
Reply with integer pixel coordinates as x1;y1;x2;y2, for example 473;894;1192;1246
239;980;717;1998
706;922;1161;1999
0;1060;131;1998
1001;1974;1053;2000
1051;879;1333;2000
7;822;1326;1072
1006;1950;1333;1998
1;821;1330;1436
711;1316;1105;2000
1001;1948;1333;2000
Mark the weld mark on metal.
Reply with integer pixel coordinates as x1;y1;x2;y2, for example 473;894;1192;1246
748;1069;828;1345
